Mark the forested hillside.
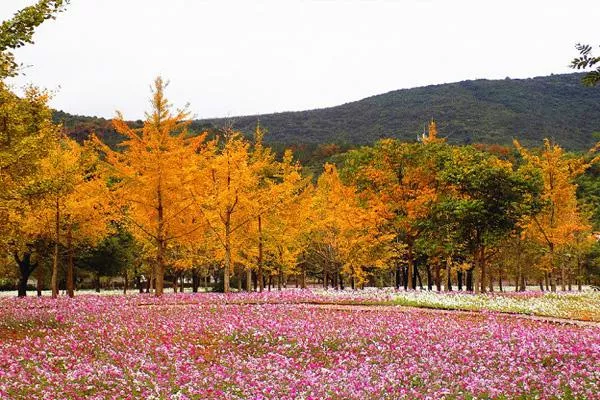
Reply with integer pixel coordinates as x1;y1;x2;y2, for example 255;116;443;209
56;73;600;150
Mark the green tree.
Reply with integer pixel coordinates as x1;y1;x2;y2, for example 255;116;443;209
571;43;600;87
440;146;543;292
0;0;69;78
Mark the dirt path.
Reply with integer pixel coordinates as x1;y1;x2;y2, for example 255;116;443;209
301;303;600;328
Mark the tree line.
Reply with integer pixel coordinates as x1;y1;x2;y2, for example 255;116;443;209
1;77;599;297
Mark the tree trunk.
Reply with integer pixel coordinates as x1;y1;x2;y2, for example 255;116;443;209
277;265;282;291
479;245;487;293
407;243;415;290
560;262;566;291
36;262;43;297
123;271;128;295
577;257;583;292
445;256;452;291
301;263;306;289
457;270;463;291
435;263;441;292
466;267;473;292
257;215;264;292
15;252;36;298
95;272;101;293
549;271;556;292
17;267;28;297
426;264;433;291
192;269;199;293
223;217;231;293
51;197;60;299
498;267;503;292
246;267;252;291
66;226;74;298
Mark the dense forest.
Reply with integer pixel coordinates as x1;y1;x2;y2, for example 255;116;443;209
55;73;600;151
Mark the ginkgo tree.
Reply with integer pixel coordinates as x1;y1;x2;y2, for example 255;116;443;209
94;77;210;296
26;135;111;298
309;164;391;288
0;84;61;297
516;139;594;291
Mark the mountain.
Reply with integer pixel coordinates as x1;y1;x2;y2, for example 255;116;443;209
55;73;600;151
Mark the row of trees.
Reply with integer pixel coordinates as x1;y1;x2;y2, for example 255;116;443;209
2;79;598;296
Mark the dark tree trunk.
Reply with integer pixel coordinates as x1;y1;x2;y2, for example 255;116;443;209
36;263;43;297
257;215;264;292
66;226;74;298
95;273;101;293
445;256;452;292
415;266;423;290
466;267;474;292
457;270;463;291
14;252;37;298
426;264;433;291
435;264;441;292
192;269;199;293
407;243;415;290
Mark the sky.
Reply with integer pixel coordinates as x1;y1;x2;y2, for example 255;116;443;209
1;0;598;120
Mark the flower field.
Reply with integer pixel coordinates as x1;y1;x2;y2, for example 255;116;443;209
1;292;599;399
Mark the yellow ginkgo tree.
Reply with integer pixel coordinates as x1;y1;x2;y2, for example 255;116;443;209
516;139;594;291
94;77;210;296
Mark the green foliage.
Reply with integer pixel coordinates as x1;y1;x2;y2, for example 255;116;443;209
570;44;600;87
439;146;543;251
0;0;69;78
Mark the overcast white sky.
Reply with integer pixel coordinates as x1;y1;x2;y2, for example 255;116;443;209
1;0;598;120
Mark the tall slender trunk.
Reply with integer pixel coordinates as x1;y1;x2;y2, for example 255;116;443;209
246;267;252;291
407;242;415;290
479;245;487;293
435;263;441;292
445;256;452;291
577;257;583;292
457;270;463;291
519;269;526;292
155;180;165;297
223;214;232;293
36;262;43;296
51;197;60;299
123;271;128;295
66;225;74;298
257;215;264;292
498;267;503;292
426;264;432;291
560;262;566;291
301;263;306;289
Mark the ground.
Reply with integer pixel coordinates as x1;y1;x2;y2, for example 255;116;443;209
0;290;599;399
